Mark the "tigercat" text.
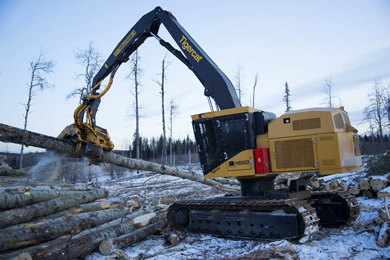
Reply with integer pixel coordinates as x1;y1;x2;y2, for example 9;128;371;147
180;35;203;63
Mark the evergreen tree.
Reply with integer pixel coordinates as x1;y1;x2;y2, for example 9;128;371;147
283;82;292;112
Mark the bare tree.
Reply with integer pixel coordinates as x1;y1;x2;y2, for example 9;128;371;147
363;79;386;141
154;55;170;165
233;63;244;104
20;49;55;169
321;76;336;108
127;50;143;162
67;42;103;104
283;81;292;112
252;71;259;108
169;99;179;166
383;83;390;128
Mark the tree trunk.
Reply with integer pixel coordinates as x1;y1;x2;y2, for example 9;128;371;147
101;152;238;192
70;208;153;240
1;206;122;233
34;198;118;220
0;208;129;251
99;220;167;255
0;123;238;192
0;235;72;260
214;177;240;186
161;59;167;165
0;189;108;228
0;188;107;210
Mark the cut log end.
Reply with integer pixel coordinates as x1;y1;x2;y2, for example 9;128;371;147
359;180;370;191
99;239;114;256
165;233;180;246
377;221;390;247
11;253;32;260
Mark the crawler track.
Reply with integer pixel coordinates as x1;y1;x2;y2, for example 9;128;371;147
168;197;320;241
310;190;360;226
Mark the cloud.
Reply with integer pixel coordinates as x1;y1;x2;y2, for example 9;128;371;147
295;46;390;95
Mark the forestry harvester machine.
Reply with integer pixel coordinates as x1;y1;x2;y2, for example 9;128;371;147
59;7;363;241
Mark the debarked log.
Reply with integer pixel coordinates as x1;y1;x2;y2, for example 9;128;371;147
0;208;129;251
71;205;167;239
0;123;238;192
99;220;168;255
0;189;108;229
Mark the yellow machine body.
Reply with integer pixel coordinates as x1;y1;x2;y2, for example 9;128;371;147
191;107;363;179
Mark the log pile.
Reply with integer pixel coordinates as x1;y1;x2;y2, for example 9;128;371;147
278;172;390;199
0;156;170;259
0;127;233;259
0;183;170;259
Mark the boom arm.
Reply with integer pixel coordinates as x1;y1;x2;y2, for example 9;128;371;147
94;6;240;109
77;6;240;131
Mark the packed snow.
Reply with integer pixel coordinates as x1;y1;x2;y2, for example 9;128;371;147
84;167;390;260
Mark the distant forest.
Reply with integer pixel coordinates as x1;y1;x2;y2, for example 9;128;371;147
2;134;389;169
1;134;198;169
359;134;390;155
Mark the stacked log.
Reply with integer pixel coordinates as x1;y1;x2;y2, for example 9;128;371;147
0;180;169;259
279;171;390;200
355;176;389;198
0;207;168;259
0;155;28;184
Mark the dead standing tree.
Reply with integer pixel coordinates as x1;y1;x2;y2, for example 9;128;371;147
321;76;336;108
169;100;179;166
233;63;244;104
252;71;259;108
127;50;143;162
380;82;390;130
154;55;170;165
65;42;103;181
20;49;55;169
363;79;386;142
67;42;103;104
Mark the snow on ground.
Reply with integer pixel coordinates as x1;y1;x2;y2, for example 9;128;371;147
318;171;367;186
87;168;390;259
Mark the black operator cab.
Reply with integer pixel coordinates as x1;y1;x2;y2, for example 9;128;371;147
191;107;276;175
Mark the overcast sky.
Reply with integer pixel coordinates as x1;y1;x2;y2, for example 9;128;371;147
0;0;389;153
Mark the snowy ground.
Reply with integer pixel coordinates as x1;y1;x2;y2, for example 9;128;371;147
86;167;390;260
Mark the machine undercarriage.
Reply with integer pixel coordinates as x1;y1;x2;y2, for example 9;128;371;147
167;176;360;241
